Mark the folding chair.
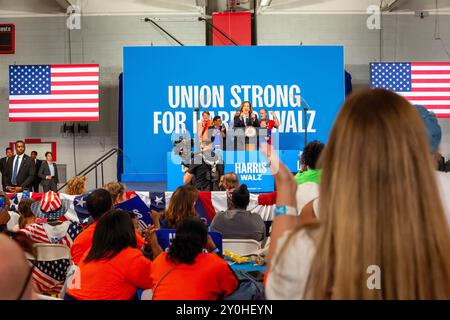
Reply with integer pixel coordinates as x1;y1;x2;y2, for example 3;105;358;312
222;239;262;256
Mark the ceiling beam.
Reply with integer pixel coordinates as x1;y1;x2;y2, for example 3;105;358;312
381;0;409;12
55;0;73;11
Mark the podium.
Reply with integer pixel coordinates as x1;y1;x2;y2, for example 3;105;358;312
167;151;274;192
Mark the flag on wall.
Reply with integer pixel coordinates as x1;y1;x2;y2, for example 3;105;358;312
370;62;450;118
8;64;99;122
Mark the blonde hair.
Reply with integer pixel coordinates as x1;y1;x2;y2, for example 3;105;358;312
162;185;198;229
223;172;239;190
65;175;87;195
103;182;125;204
279;89;450;299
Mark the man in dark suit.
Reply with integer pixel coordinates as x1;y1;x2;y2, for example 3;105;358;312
3;140;35;193
38;151;59;192
0;147;13;191
30;151;42;193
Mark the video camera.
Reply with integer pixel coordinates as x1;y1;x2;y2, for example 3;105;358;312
173;136;194;167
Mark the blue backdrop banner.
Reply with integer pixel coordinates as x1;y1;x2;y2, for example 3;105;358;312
122;46;344;182
167;151;274;192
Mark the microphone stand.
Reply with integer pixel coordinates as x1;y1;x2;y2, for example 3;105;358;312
300;96;311;148
194;107;200;153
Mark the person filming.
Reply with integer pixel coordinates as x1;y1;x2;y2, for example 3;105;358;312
183;141;224;191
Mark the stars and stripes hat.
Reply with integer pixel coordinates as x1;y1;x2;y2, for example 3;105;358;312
31;191;70;221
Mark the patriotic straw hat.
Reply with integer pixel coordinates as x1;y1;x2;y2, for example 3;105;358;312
31;191;70;221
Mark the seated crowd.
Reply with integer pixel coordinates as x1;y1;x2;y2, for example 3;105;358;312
1;88;450;300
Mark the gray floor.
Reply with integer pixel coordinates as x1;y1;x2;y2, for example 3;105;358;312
122;181;167;192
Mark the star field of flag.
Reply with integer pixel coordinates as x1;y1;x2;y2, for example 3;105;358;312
9;65;51;95
371;63;412;92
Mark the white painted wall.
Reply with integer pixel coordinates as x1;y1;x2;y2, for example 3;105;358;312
0;15;205;189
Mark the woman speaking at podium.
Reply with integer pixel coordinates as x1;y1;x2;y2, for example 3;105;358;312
233;101;260;150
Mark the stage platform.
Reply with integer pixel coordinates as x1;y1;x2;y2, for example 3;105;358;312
122;181;167;192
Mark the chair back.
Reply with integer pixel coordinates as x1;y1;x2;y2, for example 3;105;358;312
32;243;71;261
222;239;261;256
156;229;223;254
36;294;63;300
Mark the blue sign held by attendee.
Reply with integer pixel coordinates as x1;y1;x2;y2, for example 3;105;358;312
116;195;153;230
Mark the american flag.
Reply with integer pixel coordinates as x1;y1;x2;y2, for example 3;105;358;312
371;62;450;118
19;222;83;294
8;64;99;122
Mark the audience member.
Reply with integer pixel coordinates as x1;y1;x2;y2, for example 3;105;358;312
65;175;87;195
159;185;198;229
103;181;126;205
3;140;35;193
220;172;240;209
0;147;13;191
70;189;145;265
295;141;324;219
414;105;450;225
19;191;83;294
0;192;20;232
65;209;161;300
0;233;35;300
295;141;324;185
151;217;238;300
210;184;266;241
17;198;36;230
265;89;450;299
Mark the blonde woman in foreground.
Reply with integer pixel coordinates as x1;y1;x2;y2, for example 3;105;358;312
265;89;450;299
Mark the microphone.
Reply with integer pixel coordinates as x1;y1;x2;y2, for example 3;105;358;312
299;96;311;111
141;17;151;22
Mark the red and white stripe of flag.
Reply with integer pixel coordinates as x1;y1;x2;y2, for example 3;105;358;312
398;62;450;118
9;64;99;122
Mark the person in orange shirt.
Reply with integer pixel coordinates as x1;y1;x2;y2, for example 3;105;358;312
65;209;162;300
150;217;238;300
197;111;211;143
71;189;145;265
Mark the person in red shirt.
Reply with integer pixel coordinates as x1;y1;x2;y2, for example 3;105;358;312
65;209;162;300
259;108;280;145
71;189;145;265
150;217;238;300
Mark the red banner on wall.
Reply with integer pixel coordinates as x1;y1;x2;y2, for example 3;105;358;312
212;12;252;46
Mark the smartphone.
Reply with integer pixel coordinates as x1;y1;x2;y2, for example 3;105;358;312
22;188;29;199
245;270;265;282
0;195;5;209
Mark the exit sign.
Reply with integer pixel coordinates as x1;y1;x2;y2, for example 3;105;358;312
0;24;15;54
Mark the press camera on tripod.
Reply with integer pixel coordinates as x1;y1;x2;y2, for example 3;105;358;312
172;135;195;167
